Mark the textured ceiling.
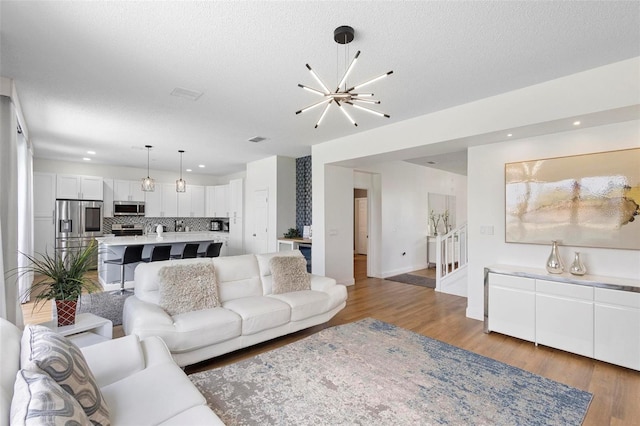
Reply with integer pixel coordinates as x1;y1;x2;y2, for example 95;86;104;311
1;1;639;176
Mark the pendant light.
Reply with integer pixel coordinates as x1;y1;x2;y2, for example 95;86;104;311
141;145;155;192
296;26;393;128
176;150;186;192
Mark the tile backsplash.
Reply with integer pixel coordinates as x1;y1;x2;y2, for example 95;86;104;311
103;217;220;234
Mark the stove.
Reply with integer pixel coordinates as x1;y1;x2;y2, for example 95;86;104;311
111;223;144;237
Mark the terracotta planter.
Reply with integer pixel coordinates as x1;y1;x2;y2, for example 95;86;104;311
55;300;77;326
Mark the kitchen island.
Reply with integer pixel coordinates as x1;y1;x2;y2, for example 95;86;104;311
96;232;229;291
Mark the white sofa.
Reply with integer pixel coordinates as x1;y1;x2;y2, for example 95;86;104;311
123;250;348;367
0;317;223;426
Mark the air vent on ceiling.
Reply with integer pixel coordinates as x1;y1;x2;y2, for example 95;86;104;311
248;136;268;143
170;87;203;101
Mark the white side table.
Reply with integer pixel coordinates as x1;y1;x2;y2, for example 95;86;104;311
39;313;113;348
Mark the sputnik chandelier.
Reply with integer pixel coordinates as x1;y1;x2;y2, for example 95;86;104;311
296;26;393;128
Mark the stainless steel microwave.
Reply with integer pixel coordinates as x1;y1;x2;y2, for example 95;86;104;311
113;201;145;216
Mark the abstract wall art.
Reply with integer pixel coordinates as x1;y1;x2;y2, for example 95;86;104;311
505;148;640;250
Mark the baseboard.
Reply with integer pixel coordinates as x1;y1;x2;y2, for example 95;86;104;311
381;263;430;278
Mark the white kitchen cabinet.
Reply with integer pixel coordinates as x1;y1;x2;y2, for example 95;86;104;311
34;172;56;218
161;184;178;217
535;279;594;358
178;185;205;217
103;179;114;218
34;216;55;257
228;215;244;255
594;288;640;370
487;273;536;342
113;180;144;202
144;186;162;217
229;178;243;218
206;184;229;217
56;174;103;200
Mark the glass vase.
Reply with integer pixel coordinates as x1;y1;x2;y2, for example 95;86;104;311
546;240;564;274
569;252;587;276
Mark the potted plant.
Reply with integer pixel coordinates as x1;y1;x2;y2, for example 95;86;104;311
19;240;99;326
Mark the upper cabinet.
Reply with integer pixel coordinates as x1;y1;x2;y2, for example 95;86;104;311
206;184;229;217
56;174;103;200
177;185;205;217
113;180;144;202
229;178;244;218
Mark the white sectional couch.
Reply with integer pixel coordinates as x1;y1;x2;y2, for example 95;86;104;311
123;250;347;367
1;317;223;426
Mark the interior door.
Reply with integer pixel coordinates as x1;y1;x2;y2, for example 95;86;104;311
355;197;368;254
253;189;268;254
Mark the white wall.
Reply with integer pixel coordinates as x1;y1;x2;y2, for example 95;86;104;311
34;158;222;186
245;155;296;254
467;120;640;319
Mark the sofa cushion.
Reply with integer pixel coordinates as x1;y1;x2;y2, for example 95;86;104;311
212;254;263;302
11;366;91;426
270;256;311;294
269;290;330;321
223;296;291;335
101;363;205;426
165;308;242;353
20;325;110;425
159;263;220;315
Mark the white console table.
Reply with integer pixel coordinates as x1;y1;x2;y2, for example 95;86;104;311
484;265;640;371
40;312;113;348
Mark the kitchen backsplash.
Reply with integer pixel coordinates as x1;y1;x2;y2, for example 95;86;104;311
103;217;218;234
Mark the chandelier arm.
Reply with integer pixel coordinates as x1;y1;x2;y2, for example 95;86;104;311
347;70;394;92
306;64;330;93
298;84;327;96
351;93;374;97
336;101;358;127
351;98;381;104
296;98;332;115
346;101;390;118
314;100;333;128
336;50;361;92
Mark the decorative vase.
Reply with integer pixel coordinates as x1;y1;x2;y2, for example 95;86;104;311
569;252;587;276
545;240;564;274
55;300;77;326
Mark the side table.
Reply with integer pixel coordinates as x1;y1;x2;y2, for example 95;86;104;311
39;312;113;348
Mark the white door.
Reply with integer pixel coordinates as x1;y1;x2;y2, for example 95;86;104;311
355;197;368;254
253;189;268;254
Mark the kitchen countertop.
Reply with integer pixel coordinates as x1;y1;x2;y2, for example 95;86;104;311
96;231;228;247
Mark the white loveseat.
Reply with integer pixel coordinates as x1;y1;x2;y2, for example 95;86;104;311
0;317;223;426
123;250;348;367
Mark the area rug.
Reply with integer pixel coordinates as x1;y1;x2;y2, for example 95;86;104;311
77;291;131;326
385;273;436;288
189;318;592;425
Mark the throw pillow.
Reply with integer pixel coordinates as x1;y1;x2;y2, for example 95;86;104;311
270;256;311;294
158;262;221;316
11;366;91;426
21;325;110;426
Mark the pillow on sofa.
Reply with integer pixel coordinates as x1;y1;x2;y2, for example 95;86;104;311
158;262;221;316
11;366;91;425
20;325;110;425
270;256;311;294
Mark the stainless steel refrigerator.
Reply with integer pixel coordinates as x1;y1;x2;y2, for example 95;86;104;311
55;199;104;269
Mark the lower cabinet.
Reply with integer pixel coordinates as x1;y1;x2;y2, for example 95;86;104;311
486;267;640;371
594;288;640;370
535;279;593;358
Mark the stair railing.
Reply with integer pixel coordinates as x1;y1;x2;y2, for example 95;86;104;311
435;222;468;283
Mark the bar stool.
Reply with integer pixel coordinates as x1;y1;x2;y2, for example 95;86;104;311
105;245;144;295
142;245;172;262
197;242;223;258
170;243;199;260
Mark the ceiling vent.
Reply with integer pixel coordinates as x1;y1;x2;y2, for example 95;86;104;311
248;136;268;143
170;87;203;101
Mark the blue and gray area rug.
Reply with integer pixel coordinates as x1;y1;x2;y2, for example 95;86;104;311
190;318;592;425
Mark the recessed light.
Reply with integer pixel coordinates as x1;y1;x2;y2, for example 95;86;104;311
426;161;436;165
248;136;268;143
87;150;96;155
507;133;513;137
198;165;205;168
573;121;581;126
82;157;91;161
186;169;192;172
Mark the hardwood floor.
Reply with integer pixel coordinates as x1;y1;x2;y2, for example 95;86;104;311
21;262;640;424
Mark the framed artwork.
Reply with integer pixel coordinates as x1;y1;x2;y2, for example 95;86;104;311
505;148;640;250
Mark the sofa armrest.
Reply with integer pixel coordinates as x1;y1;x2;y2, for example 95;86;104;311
81;335;146;388
310;274;337;293
123;295;175;338
140;336;174;368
